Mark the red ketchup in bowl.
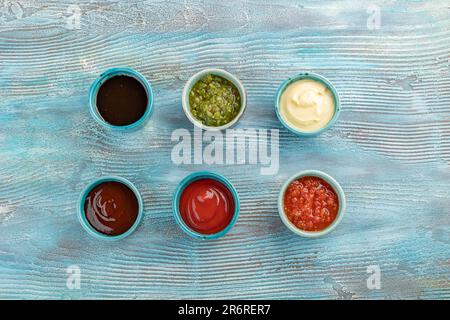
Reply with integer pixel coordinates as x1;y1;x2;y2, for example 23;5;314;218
179;179;235;234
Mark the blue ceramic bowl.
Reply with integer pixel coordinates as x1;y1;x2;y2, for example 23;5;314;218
275;72;341;136
172;171;240;240
78;176;144;241
278;170;346;238
88;67;153;130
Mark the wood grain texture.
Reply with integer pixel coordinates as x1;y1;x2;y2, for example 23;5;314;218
0;0;449;299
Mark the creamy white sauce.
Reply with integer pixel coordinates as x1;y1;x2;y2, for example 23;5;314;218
279;79;335;132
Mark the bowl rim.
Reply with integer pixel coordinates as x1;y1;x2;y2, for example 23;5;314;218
275;72;341;136
78;176;144;241
182;68;247;131
88;67;154;130
172;171;240;240
278;170;346;238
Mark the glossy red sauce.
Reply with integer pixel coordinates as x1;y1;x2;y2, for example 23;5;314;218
179;179;235;234
284;176;339;232
84;181;139;236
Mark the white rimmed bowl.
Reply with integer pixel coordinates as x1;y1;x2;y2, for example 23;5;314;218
278;170;346;238
182;69;246;131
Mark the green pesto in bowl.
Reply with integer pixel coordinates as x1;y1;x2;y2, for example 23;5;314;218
189;74;241;127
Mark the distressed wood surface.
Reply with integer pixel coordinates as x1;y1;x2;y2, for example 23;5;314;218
0;0;449;299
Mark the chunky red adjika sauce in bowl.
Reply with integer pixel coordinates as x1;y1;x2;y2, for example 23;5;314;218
278;171;345;237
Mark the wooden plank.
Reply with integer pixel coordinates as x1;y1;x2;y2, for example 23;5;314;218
0;0;449;299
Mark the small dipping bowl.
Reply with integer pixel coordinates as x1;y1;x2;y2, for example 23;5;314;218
78;176;144;241
182;68;247;131
275;72;341;136
88;67;154;130
172;171;240;240
278;170;346;238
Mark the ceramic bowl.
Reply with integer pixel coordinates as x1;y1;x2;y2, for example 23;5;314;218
275;72;340;136
172;171;240;239
78;176;144;241
88;67;153;130
182;68;246;131
278;170;346;238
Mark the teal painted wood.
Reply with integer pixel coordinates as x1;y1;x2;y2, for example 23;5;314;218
0;0;449;299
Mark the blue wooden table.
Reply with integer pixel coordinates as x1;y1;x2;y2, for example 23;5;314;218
0;0;449;299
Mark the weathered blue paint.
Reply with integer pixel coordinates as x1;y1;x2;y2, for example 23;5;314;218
0;0;449;299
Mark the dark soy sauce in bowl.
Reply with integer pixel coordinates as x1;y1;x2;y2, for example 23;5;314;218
96;75;148;126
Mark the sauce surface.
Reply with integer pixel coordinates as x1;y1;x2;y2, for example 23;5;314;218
279;79;335;132
179;178;235;234
189;74;241;127
96;75;148;126
284;176;339;232
84;181;139;236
